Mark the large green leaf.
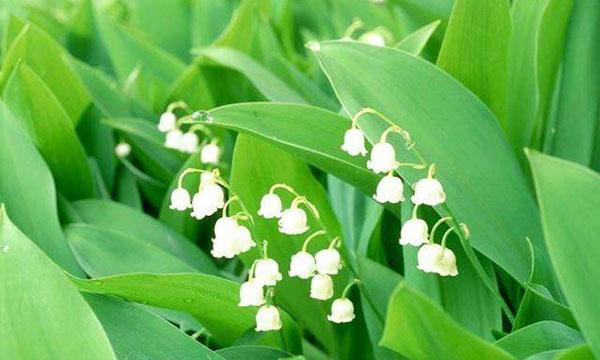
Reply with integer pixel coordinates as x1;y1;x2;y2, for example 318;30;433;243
506;0;573;155
65;223;198;277
0;17;90;125
514;284;577;330
85;294;222;359
0;206;116;359
312;41;554;292
73;272;301;351
190;0;238;48
546;0;600;166
70;200;218;275
495;321;583;359
216;345;291;360
381;282;515;360
396;20;441;56
437;0;510;124
0;100;81;274
3;62;94;200
528;151;600;358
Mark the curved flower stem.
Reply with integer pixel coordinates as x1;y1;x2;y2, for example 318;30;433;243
262;240;269;259
441;227;456;248
269;183;301;197
248;260;258;281
427;163;437;179
221;196;238;217
291;196;320;219
411;204;421;219
177;168;212;189
327;236;341;249
187;123;213;137
302;230;327;252
342;17;364;39
166;100;190;114
120;158;163;187
341;279;361;298
429;216;453;243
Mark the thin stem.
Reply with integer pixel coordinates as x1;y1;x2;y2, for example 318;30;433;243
166;100;190;113
177;168;210;188
341;279;360;298
120;158;163;188
188;124;213;137
427;163;436;179
302;230;327;252
441;227;456;248
328;237;341;249
430;216;452;244
221;196;238;217
265;287;275;303
379;126;401;143
248;260;258;281
411;204;420;219
269;183;300;197
291;196;320;220
262;240;269;259
342;17;364;39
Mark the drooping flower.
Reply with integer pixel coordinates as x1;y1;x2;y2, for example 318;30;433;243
258;193;283;219
310;274;334;300
315;248;341;275
367;142;398;174
373;175;404;204
169;187;192;211
201;143;221;165
399;218;429;246
359;31;386;47
210;217;240;259
254;258;283;286
255;305;282;331
416;243;458;277
236;225;256;254
239;280;265;307
190;176;225;220
327;298;355;323
288;251;316;279
114;142;131;158
437;248;458;277
341;128;368;157
278;208;309;235
158;112;177;132
165;129;184;149
179;132;200;154
411;178;446;206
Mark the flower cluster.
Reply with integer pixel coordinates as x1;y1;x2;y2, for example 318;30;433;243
341;108;460;276
258;184;357;324
157;101;221;164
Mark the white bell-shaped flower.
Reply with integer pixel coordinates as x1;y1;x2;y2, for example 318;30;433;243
164;129;183;149
399;218;429;246
278;208;309;235
416;243;445;273
158;112;177;132
114;142;131;158
169;187;192;211
327;298;355;323
373;175;404;204
238;280;265;307
288;251;316;279
359;32;386;47
315;248;341;275
214;217;239;239
190;184;225;220
179;132;199;154
438;248;458;277
201;143;221;165
254;258;283;286
367;142;398;174
258;193;283;219
236;225;256;253
411;178;447;206
210;233;238;258
255;305;282;331
341;128;368;157
310;274;334;300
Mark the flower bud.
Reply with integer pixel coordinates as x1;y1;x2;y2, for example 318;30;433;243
315;248;341;275
359;32;386;47
255;305;282;331
416;243;445;273
278;208;309;235
169;187;192;211
254;258;283;286
288;251;316;279
201;143;220;164
164;129;183;149
238;280;265;307
373;175;404;204
411;178;446;206
341;128;368;157
399;218;428;246
310;274;334;300
114;142;131;158
258;193;283;219
158;112;177;132
327;298;355;323
367;142;398;174
179;132;199;154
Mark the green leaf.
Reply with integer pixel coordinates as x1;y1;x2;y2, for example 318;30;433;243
554;345;595;360
190;0;237;48
85;294;223;359
0;18;90;125
73;272;301;350
65;223;198;277
514;284;577;330
216;345;292;360
312;41;555;293
495;321;583;359
0;100;82;274
114;168;143;210
381;282;515;360
396;20;441;56
0;206;116;359
436;0;510;124
213;0;270;52
70;199;218;275
546;0;600;166
528;150;600;358
3;62;95;200
506;0;574;155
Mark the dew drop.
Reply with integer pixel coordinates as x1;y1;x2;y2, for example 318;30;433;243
1;244;9;253
184;298;193;303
